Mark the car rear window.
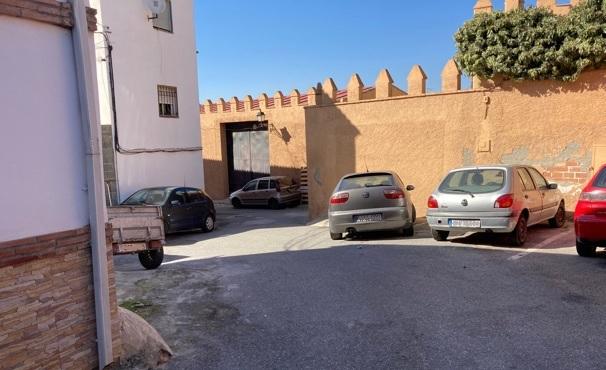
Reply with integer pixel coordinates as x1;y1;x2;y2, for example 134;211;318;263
339;174;394;191
439;169;506;194
595;167;606;188
122;189;169;206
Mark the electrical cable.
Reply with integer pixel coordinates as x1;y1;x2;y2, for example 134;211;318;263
97;30;202;155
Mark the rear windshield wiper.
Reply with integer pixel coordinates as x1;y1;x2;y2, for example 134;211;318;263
447;189;475;198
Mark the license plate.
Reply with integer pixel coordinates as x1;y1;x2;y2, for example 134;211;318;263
449;219;481;228
354;214;382;223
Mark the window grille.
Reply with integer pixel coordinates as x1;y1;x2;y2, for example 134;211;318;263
158;85;179;118
152;0;173;32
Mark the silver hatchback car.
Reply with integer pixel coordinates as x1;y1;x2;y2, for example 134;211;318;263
230;176;301;209
328;171;416;240
427;165;566;246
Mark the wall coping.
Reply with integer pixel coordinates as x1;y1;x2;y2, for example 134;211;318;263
0;0;97;31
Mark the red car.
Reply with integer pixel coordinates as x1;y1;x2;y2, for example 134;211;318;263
575;164;606;257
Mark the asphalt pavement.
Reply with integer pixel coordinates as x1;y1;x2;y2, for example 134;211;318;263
114;204;606;370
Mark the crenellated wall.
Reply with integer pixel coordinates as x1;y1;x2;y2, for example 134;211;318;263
474;0;581;15
201;60;606;220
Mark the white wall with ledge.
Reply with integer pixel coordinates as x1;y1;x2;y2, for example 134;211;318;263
0;16;89;241
91;0;203;200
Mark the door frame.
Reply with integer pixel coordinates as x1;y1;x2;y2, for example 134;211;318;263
225;122;270;193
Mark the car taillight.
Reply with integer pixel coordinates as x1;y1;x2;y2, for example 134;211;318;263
330;193;349;205
494;194;514;208
576;191;606;217
384;189;405;199
427;195;438;209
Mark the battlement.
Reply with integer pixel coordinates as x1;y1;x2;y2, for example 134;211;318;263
474;0;581;15
200;59;466;114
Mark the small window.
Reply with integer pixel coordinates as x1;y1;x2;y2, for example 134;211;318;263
527;167;548;189
152;0;173;33
243;181;257;192
269;180;278;190
158;85;178;118
517;168;535;191
258;180;269;190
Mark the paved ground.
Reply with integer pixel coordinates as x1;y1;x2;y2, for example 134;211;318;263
114;203;606;370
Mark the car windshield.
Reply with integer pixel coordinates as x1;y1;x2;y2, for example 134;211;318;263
595;167;606;188
339;174;394;191
439;169;506;194
122;188;170;206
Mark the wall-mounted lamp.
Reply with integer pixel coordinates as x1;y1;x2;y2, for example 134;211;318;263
256;110;266;123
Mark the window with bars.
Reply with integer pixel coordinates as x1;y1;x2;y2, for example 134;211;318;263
152;0;173;33
158;85;179;118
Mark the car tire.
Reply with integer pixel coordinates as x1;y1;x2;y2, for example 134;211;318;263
268;198;280;210
432;230;449;241
549;202;566;228
402;225;414;237
201;214;215;233
231;198;242;209
138;247;164;270
330;232;343;240
576;240;597;257
510;215;528;247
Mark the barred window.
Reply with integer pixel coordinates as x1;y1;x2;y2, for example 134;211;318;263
158;85;178;118
152;0;173;33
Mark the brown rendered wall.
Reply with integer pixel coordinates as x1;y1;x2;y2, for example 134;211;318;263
305;70;606;220
201;68;606;220
201;100;308;199
0;225;121;369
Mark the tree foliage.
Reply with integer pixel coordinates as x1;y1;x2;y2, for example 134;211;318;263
454;0;606;81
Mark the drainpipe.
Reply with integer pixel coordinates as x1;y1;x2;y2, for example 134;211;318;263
70;0;113;367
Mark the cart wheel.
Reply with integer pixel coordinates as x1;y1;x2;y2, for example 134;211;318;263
138;247;164;270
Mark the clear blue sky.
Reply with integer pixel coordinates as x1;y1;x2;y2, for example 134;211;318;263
194;0;526;102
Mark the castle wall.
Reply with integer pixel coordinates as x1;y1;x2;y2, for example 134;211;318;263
202;65;606;221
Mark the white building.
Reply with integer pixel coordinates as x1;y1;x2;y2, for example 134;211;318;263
91;0;203;204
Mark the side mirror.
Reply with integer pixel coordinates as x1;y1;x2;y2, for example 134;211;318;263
548;183;558;190
406;185;415;191
171;200;181;206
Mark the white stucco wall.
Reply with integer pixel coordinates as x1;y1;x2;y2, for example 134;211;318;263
0;16;89;241
92;0;203;200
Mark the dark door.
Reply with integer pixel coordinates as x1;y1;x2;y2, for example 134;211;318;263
165;188;191;231
186;188;210;224
226;122;270;193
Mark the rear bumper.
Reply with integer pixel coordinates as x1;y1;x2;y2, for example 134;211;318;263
427;213;517;233
328;206;412;234
575;216;606;243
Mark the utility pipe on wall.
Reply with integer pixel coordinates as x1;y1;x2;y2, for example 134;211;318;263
70;0;113;367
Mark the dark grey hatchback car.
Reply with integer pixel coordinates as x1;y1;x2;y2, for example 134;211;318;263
122;187;216;234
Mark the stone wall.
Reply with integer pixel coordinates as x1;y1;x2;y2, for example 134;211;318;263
0;225;121;369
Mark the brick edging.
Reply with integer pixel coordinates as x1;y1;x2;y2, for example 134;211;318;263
0;0;98;31
0;225;91;268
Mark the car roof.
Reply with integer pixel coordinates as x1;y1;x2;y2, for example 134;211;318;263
447;164;530;172
133;186;198;192
339;171;399;180
252;176;289;181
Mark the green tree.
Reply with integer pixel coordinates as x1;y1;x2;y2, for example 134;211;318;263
454;0;606;81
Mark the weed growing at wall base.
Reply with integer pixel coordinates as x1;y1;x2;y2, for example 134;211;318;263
455;0;606;81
